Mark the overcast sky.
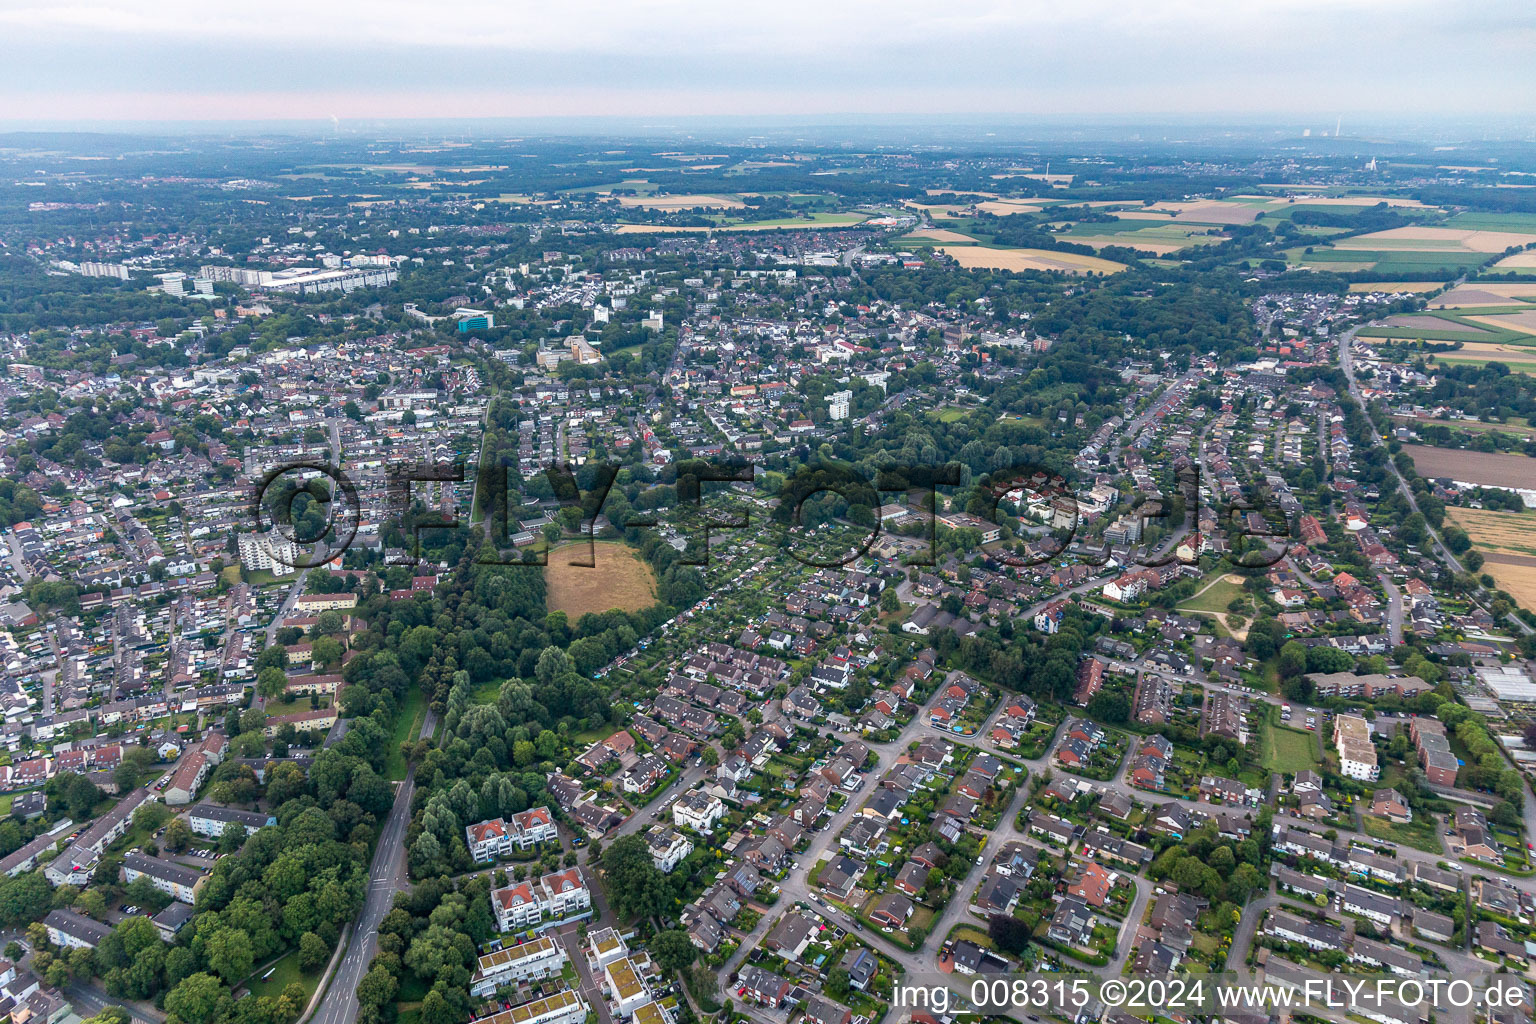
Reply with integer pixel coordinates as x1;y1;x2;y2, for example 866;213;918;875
2;0;1533;125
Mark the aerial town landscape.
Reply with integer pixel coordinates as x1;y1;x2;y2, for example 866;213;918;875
2;7;1536;1024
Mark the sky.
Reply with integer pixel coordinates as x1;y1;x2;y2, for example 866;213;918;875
1;0;1534;125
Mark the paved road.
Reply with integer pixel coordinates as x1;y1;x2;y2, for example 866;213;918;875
1340;325;1532;639
308;706;436;1024
66;981;165;1024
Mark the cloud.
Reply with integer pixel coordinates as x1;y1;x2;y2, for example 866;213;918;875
0;0;1531;121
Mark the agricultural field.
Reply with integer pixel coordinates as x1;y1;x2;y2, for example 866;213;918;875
1447;508;1536;560
1432;344;1536;375
1290;246;1490;276
1347;281;1446;293
1480;554;1536;612
1447;508;1536;611
1394;414;1536;439
938;245;1125;275
545;540;658;616
1430;282;1536;307
613;212;867;233
899;228;981;245
1466;311;1536;336
1401;445;1536;490
1051;220;1229;255
1381;313;1494;334
1492;251;1536;274
1334;226;1536;253
615;193;745;210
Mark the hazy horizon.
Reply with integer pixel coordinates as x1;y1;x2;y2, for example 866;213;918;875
2;0;1534;127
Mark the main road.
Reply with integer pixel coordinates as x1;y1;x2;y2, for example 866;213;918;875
1339;325;1532;638
306;706;436;1024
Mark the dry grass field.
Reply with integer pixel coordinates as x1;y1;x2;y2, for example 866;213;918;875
616;194;745;210
544;541;657;617
938;245;1125;274
1335;227;1536;253
1403;445;1536;489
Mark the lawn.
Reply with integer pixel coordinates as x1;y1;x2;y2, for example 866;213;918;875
1178;574;1249;615
1262;718;1320;775
245;947;320;1002
1361;814;1443;854
385;687;429;781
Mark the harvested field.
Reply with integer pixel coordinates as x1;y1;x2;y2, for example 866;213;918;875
1447;508;1536;611
900;228;980;244
1066;236;1186;256
1261;195;1433;208
1465;311;1536;336
1381;314;1493;334
1493;252;1536;269
1448;508;1536;558
544;541;657;617
1403;445;1536;490
1433;283;1536;307
1335;227;1536;252
1430;343;1536;373
616;194;745;210
1480;553;1536;611
937;245;1125;275
974;200;1045;216
1119;200;1264;225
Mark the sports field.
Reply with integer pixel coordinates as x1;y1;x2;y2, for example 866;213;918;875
545;541;658;617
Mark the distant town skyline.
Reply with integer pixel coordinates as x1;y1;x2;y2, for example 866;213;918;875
2;0;1533;123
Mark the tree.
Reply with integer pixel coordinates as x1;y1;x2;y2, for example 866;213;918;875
988;913;1031;955
164;818;194;853
298;931;330;971
257;667;288;702
1278;640;1308;679
217;822;248;855
601;835;670;920
204;926;254;985
311;636;345;671
164;972;231;1024
651;929;696;974
355;962;399;1010
82;1010;131;1024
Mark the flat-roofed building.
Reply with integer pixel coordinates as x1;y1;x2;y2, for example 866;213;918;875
469;936;566;998
469;989;588;1024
